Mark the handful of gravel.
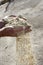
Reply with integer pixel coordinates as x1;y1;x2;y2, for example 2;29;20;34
0;15;31;37
3;15;30;27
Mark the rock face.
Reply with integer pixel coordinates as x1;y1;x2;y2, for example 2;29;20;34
0;0;43;65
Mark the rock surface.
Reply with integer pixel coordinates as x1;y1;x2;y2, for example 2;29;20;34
0;0;43;65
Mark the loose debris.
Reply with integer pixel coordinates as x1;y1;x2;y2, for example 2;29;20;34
0;15;31;37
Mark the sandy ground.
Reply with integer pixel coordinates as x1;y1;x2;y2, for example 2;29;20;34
0;0;43;65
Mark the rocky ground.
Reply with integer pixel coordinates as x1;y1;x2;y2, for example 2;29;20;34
0;0;43;65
